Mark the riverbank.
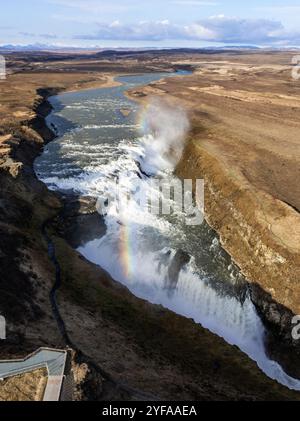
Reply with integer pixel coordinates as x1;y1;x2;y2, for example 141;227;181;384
0;52;300;400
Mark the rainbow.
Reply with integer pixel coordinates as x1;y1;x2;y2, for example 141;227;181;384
136;103;151;135
119;223;134;279
117;105;150;279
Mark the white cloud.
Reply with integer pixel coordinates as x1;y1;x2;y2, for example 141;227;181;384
19;31;57;39
184;23;215;40
74;16;300;45
75;21;191;42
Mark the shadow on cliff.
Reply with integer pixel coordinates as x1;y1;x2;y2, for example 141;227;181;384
250;282;300;380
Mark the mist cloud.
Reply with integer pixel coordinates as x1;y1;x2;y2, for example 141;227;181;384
137;97;190;175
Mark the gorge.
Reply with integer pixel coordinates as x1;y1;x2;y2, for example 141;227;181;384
34;71;300;391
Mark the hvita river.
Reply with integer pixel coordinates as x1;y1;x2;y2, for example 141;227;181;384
35;71;300;390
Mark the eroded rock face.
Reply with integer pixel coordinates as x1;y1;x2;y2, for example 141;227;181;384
250;283;300;380
166;249;191;292
176;140;300;312
57;196;107;249
176;140;300;379
71;358;103;401
0;131;63;358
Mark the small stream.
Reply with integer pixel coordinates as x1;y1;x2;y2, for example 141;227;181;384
35;71;300;391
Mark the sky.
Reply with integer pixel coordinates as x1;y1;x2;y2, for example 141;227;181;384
1;0;300;48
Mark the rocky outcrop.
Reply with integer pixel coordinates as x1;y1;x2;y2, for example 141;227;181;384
166;249;190;292
54;196;107;249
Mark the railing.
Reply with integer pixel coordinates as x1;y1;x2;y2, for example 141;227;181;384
0;347;67;401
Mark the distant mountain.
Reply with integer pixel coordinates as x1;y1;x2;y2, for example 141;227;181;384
0;43;103;52
0;43;298;54
0;43;54;51
0;43;261;52
208;45;260;50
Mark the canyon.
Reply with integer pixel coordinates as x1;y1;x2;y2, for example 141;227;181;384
0;49;299;400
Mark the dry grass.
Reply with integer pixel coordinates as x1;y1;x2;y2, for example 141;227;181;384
0;368;48;401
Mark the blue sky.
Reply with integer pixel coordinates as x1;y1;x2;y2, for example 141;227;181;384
1;0;300;47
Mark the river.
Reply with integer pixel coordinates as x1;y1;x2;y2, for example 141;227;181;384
34;71;300;391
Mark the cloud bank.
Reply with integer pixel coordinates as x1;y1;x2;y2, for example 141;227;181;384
74;16;300;45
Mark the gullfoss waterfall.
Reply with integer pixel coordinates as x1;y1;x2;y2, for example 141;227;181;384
35;72;300;391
